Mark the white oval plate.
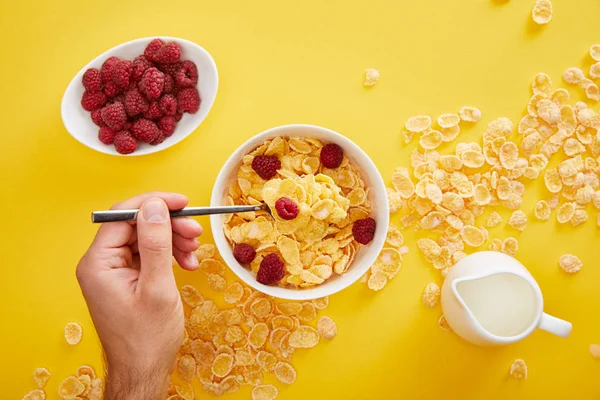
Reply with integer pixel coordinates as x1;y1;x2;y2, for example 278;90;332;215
61;36;218;156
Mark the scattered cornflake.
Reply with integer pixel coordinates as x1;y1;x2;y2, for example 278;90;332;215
178;354;196;382
207;273;227;291
364;68;380;87
252;384;279;400
534;200;551;221
459;106;482;123
508;211;527;231
419;130;443;150
175;383;194;400
557;202;575;223
532;0;552;24
486;211;503;228
405;115;432;133
437;315;450;331
58;376;85;399
64;322;82;345
180;285;204;307
501;237;519;257
558;254;582;274
586;83;600;102
438;113;461;129
589;63;600;80
33;367;51;389
317;316;338;340
223;282;244;304
509;359;528;380
589;344;600;359
563;67;585;85
196;243;217;262
274;362;296;384
22;390;45;400
422;282;441;308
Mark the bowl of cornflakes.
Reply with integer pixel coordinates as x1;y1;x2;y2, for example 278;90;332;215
210;124;389;300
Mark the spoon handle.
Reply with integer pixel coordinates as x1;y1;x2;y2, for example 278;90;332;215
91;205;265;223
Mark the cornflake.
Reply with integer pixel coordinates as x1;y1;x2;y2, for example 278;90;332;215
274;362;296;384
64;322;82;345
509;359;528;379
589;63;600;80
437;113;460;128
406;115;432;133
486;211;503;228
437;315;450;331
22;390;45;400
557;202;575;223
364;68;380;87
58;376;85;398
591;44;600;61
420;130;443;150
33;367;51;389
532;0;552;24
563;68;585;85
252;384;279;400
508;211;527;231
502;237;519;257
317;316;337;340
181;285;204;307
423;282;441;308
534;200;551;220
459;106;482;123
559;254;582;273
460;225;485;247
288;325;320;348
178;355;196;382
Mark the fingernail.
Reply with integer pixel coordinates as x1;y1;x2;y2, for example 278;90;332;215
188;252;199;267
143;200;167;222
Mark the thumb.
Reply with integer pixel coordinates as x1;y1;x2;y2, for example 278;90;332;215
136;198;175;292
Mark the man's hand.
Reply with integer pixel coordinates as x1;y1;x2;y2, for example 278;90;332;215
76;192;202;400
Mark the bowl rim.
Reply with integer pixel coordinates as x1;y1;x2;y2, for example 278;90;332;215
60;36;218;157
210;124;389;300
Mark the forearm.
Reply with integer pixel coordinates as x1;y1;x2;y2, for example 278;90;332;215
105;364;170;400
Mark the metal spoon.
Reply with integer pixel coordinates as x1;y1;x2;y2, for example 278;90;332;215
91;204;268;223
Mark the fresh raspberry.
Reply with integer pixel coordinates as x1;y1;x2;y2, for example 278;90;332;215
100;101;127;130
139;67;165;101
157;61;181;76
175;60;198;88
352;217;377;245
132;55;153;82
256;253;285;285
144;101;163;120
90;109;106;127
103;81;123;98
177;87;200;113
113;131;138;154
150;132;166;145
159;94;177;115
111;60;132;88
275;197;299;220
124;87;149;117
132;118;160;143
144;38;164;62
124;121;133;131
98;127;116;144
233;244;256;264
81;90;107;111
163;74;175;94
174;112;183;122
320;143;344;168
158;116;177;136
100;56;120;83
154;42;182;64
251;155;281;180
82;68;102;92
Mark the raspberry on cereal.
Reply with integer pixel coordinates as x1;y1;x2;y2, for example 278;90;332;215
81;90;107;111
91;109;106;127
82;68;102;92
320;143;344;168
124;87;149;117
177;87;201;113
154;42;182;64
114;131;138;154
144;101;163;120
159;94;177;116
132;55;153;82
352;217;377;244
175;60;198;88
252;155;281;180
256;253;285;285
158;116;177;136
132;119;160;143
100;56;119;83
100;101;127;130
139;67;165;101
111;59;132;88
233;244;256;264
144;38;164;62
98;127;116;144
275;197;299;220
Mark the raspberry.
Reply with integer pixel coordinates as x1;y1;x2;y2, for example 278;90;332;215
150;132;166;145
139;67;165;101
124;121;132;131
174;112;183;122
275;197;299;220
251;155;281;180
157;61;181;76
132;119;160;143
144;101;163;120
175;60;198;88
103;81;123;98
177;87;201;113
91;109;106;127
256;253;285;285
82;68;102;92
113;131;138;154
144;38;164;62
124;87;149;117
98;127;116;144
81;90;107;111
154;42;182;64
100;56;119;83
233;244;256;264
163;74;175;94
111;60;132;88
352;217;377;245
132;55;152;82
320;143;344;168
100;101;127;130
159;94;177;116
158;116;177;136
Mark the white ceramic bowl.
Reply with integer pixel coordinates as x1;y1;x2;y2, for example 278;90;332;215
210;124;389;300
61;36;218;156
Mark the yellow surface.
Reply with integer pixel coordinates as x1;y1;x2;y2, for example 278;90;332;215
1;0;599;398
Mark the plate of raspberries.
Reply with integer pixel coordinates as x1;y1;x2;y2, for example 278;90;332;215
61;37;218;155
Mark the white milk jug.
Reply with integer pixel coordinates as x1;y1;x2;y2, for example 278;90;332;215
441;251;572;346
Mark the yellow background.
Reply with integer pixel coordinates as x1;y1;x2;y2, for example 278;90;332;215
1;0;599;398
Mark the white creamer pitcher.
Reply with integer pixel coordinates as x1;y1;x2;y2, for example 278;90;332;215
441;251;572;346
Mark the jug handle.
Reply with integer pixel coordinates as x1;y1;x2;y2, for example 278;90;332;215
539;313;572;338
